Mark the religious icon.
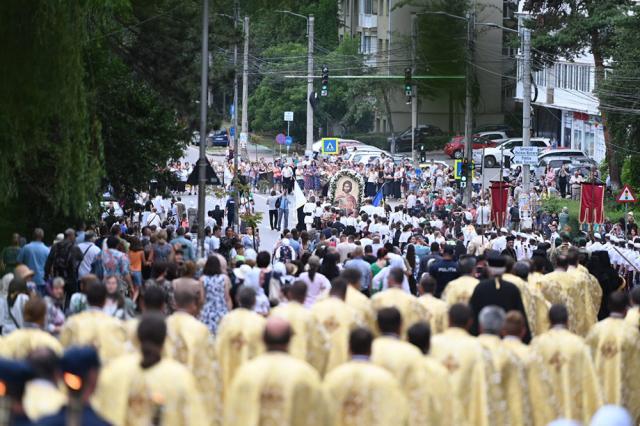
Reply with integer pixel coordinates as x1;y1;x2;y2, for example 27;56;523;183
330;171;364;215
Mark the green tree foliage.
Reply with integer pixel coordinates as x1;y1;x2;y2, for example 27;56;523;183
599;5;640;191
523;0;635;189
0;1;103;237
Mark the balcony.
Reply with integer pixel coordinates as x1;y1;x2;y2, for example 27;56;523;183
359;13;378;29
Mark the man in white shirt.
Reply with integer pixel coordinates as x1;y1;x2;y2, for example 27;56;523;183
406;192;417;209
145;208;162;228
476;200;491;227
336;235;357;263
77;231;101;279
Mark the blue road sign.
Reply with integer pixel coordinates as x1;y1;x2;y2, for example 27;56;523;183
285;136;293;146
321;138;339;155
276;133;286;145
230;127;235;137
230;104;235;118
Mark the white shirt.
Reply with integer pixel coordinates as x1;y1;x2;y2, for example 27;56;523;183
77;242;101;278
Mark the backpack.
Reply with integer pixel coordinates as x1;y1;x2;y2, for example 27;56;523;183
52;242;73;280
91;253;104;280
275;197;282;209
277;245;293;263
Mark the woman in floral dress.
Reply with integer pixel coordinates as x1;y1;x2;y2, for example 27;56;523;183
199;255;232;335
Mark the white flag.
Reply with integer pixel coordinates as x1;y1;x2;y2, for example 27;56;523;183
294;181;307;209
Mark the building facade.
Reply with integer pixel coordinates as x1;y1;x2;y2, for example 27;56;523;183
338;0;515;136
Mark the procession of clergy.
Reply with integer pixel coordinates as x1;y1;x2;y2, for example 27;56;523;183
1;245;640;426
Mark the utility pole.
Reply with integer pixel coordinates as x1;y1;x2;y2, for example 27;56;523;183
232;4;240;231
306;15;315;157
241;16;249;159
411;14;418;164
522;28;532;193
197;0;209;257
463;6;475;205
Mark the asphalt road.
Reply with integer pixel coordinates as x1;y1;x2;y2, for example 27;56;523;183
179;143;456;252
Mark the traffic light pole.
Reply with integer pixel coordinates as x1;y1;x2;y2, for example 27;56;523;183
463;7;475;206
197;0;209;258
306;16;315;157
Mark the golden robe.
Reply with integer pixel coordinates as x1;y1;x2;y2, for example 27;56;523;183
345;286;376;330
165;311;221;425
59;309;127;363
215;308;266;400
625;306;640;328
311;297;363;373
0;328;62;359
529;327;602;424
569;265;602;332
586;316;640;422
23;380;66;421
370;288;428;337
408;356;457;426
430;328;492;426
93;353;207;426
323;360;408;426
224;352;326;426
502;337;556;426
503;273;549;337
270;301;329;374
441;275;479;306
371;336;423;392
417;294;448;334
477;334;528;426
540;271;591;336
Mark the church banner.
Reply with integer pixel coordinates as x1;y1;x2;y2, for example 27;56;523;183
490;181;509;228
579;182;605;224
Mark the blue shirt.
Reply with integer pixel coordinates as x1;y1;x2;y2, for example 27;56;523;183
17;242;50;285
170;236;195;261
280;196;290;210
344;257;372;290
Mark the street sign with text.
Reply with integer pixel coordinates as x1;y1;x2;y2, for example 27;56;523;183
512;147;539;166
284;111;294;122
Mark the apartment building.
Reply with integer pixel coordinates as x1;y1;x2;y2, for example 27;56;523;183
338;0;514;136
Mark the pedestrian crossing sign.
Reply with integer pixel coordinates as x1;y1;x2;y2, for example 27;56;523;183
321;138;339;155
617;184;637;203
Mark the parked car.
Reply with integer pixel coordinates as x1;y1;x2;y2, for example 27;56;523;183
473;124;517;135
444;131;508;159
209;129;230;147
534;149;596;176
388;125;444;152
481;137;551;168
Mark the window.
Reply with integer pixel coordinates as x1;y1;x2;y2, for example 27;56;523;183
532;140;548;147
364;0;373;14
362;36;374;54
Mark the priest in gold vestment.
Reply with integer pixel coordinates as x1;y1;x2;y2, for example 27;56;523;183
417;276;448;334
626;287;640;327
529;304;602;425
165;289;222;425
0;297;62;359
59;279;127;363
311;278;364;373
476;306;528;426
370;267;428;337
323;327;408;426
407;321;458;426
215;286;266;400
269;281;329;374
370;307;424;394
93;314;207;426
430;304;493;426
503;260;549;337
224;317;327;426
341;268;376;330
441;256;479;306
585;291;640;423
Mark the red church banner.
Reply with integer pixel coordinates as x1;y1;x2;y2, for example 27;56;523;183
579;182;605;224
490;181;510;228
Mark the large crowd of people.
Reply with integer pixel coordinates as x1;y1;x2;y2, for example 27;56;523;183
0;150;639;426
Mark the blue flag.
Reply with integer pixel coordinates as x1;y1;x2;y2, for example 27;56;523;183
372;187;384;207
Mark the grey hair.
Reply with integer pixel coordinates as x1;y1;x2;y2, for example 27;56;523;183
478;305;506;335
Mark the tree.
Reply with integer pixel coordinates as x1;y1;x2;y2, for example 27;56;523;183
523;0;635;190
0;1;103;238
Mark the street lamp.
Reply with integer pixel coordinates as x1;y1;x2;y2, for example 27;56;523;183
275;10;315;157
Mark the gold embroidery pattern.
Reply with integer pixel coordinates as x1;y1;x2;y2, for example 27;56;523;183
601;340;618;359
341;391;364;425
442;355;460;372
259;385;284;426
549;352;565;372
230;333;247;351
323;317;340;333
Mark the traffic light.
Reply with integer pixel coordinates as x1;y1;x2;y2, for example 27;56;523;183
461;158;469;178
419;145;426;163
321;65;329;97
404;67;412;104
